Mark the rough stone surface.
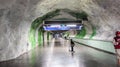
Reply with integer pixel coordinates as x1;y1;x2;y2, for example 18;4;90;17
0;0;41;61
0;0;120;61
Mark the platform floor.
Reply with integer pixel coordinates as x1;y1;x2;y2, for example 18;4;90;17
0;38;117;67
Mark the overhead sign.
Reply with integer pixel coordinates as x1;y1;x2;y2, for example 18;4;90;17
43;20;83;31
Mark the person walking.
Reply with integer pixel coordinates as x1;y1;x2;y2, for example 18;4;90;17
70;39;75;52
113;31;120;66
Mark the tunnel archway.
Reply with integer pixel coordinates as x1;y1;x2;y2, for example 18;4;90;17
29;9;98;49
0;0;119;64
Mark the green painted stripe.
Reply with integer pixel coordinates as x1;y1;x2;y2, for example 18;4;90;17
76;27;86;38
38;28;43;46
89;26;96;39
29;29;36;48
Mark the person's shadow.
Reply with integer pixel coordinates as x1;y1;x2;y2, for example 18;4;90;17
71;52;74;58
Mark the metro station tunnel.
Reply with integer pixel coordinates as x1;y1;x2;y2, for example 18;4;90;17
0;0;120;67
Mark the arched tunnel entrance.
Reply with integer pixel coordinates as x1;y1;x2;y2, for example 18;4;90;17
29;9;89;48
0;9;117;67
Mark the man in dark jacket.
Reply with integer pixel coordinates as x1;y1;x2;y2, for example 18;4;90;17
70;39;75;52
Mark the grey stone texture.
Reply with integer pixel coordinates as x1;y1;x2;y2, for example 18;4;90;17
0;0;41;61
0;0;119;61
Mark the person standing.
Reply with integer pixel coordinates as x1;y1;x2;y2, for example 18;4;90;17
113;31;120;66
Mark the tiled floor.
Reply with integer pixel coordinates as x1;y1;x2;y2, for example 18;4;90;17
0;38;117;67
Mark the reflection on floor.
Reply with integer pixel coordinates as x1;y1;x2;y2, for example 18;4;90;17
0;38;117;67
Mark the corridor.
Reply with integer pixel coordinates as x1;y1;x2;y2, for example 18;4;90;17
0;38;117;67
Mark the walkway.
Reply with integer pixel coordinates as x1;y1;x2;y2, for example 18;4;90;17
0;38;117;67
